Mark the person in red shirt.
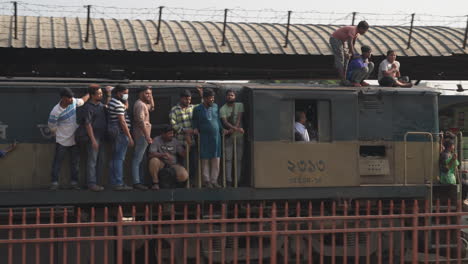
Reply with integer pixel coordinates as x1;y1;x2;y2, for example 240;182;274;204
329;21;369;85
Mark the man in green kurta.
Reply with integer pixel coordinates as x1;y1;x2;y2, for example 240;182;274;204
193;88;226;188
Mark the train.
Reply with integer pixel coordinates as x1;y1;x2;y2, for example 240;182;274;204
0;77;467;262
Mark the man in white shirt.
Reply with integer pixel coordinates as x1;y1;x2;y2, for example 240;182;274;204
294;111;310;142
48;88;89;190
378;50;412;88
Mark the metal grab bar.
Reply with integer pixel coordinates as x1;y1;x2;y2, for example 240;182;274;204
198;133;202;188
403;131;434;215
185;142;190;188
222;134;226;188
456;131;464;202
403;132;434;186
234;136;238;188
188;131;240;189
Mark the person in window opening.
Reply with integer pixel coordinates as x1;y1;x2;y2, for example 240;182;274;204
346;45;374;87
108;84;134;191
378;50;412;88
48;88;89;190
294;111;310;142
439;140;459;185
75;84;112;192
169;86;203;184
131;86;155;191
329;20;369;85
0;141;17;158
220;89;245;187
192;88;228;188
147;124;188;190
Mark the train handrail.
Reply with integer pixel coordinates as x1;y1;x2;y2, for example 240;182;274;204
456;131;463;202
403;131;434;214
403;131;434;186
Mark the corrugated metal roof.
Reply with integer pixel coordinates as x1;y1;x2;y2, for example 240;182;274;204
0;15;466;56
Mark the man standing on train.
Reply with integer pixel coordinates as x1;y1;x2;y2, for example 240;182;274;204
192;88;227;188
169;86;203;183
48;87;89;190
220;89;245;187
75;84;111;192
329;21;369;85
131;86;155;190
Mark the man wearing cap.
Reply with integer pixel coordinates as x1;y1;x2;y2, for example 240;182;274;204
346;45;374;87
48;87;89;190
147;125;188;189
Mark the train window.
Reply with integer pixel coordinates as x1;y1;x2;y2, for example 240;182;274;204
294;100;331;142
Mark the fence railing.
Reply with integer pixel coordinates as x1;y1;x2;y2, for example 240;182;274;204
0;199;467;263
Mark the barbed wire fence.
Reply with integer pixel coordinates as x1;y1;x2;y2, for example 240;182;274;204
0;1;466;28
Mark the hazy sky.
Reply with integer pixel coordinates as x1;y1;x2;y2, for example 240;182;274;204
14;0;468;16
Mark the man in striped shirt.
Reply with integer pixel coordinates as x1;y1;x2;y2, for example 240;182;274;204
169;86;203;182
48;87;89;190
108;85;134;191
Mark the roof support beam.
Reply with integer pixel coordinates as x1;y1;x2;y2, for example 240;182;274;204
407;13;415;49
463;15;468;50
351;12;357;26
155;6;164;45
84;5;91;42
221;9;228;46
283;11;292;48
13;1;17;39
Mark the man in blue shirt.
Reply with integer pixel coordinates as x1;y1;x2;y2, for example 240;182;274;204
346;45;374;87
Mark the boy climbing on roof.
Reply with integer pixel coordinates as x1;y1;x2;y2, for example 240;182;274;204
329;21;369;85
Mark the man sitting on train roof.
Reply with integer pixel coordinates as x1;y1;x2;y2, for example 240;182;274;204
378;50;412;88
294;111;310;142
147;124;188;190
346;45;374;87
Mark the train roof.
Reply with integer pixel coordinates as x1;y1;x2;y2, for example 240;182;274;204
0;77;443;95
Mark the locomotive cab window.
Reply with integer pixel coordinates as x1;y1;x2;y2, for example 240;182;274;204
294;100;331;142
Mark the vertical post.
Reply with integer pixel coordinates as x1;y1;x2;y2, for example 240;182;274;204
233;136;237;188
222;134;226;187
407;13;415;49
116;206;123;264
221;9;228;46
270;202;277;264
155;6;164;44
186;142;190;188
412;200;419;264
283;11;292;48
463;15;468;49
351;12;357;26
84;5;91;43
13;1;17;39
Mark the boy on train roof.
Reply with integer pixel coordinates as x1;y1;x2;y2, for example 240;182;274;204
329;21;369;85
346;45;374;87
